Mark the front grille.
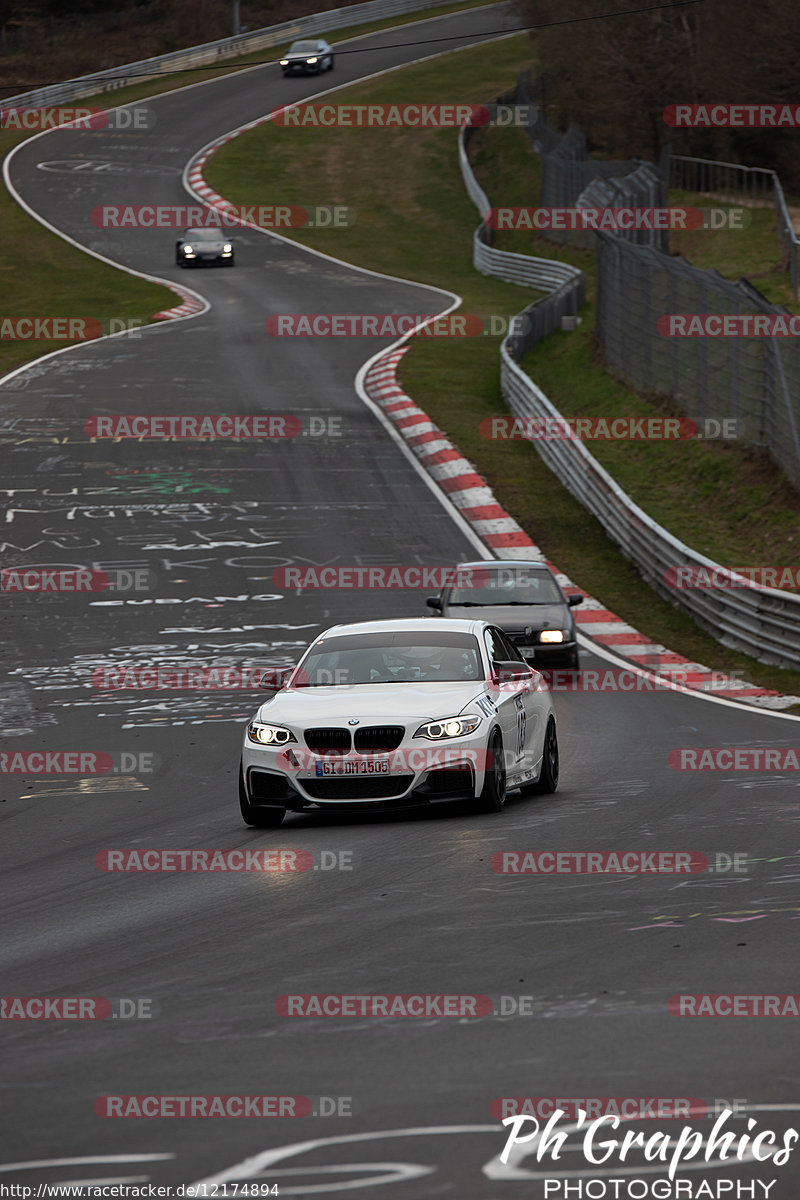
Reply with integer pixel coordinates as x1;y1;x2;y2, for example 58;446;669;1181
353;725;404;753
304;727;351;754
508;628;540;645
301;775;414;800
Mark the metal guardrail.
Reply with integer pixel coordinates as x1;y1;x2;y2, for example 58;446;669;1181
500;347;800;668
459;105;584;330
670;152;799;301
459;82;800;669
1;0;457;111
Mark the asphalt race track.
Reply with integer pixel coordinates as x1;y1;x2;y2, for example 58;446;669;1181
2;4;800;1195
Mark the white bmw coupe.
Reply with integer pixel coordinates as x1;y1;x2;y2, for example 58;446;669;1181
239;617;559;827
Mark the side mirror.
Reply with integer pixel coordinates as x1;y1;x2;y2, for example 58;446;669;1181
490;660;534;690
567;594;583;606
426;596;443;611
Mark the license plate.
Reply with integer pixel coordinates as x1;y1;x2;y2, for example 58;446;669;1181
315;758;390;777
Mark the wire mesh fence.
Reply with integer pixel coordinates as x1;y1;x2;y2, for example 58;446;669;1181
668;152;799;300
496;73;800;487
593;232;800;487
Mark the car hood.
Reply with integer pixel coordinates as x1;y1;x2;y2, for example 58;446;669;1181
184;238;227;252
257;681;487;724
442;603;567;631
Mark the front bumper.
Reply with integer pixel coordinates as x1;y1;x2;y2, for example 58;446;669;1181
241;735;486;810
181;252;232;266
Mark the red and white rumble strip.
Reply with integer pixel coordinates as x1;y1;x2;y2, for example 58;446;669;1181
362;346;799;711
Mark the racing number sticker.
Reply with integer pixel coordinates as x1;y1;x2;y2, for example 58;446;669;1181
514;695;526;760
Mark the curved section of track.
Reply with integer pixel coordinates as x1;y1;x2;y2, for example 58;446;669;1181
2;6;799;1193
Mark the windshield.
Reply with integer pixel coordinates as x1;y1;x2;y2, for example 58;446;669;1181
448;569;562;606
290;41;318;52
184;229;224;241
293;630;482;686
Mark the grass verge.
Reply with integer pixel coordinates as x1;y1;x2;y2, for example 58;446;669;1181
206;32;800;696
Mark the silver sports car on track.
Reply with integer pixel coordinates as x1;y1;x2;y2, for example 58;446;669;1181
239;617;559;827
175;227;235;267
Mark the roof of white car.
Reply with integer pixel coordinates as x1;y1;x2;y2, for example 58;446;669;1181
319;617;488;638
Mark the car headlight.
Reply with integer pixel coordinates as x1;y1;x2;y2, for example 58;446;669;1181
540;630;565;644
223;243;232;253
414;714;481;740
248;722;296;745
280;59;288;65
182;244;193;254
306;56;318;63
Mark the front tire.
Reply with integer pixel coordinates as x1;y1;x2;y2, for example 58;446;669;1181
475;730;506;813
239;763;285;827
535;717;559;793
327;55;334;70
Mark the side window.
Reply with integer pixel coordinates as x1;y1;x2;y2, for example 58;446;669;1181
483;627;506;666
498;631;524;662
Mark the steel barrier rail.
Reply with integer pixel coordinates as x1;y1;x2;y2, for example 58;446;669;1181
500;343;800;667
458;90;800;669
459;114;584;308
1;0;456;112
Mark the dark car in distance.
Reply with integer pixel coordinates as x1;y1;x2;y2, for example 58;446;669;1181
280;39;334;76
427;559;583;670
175;228;235;268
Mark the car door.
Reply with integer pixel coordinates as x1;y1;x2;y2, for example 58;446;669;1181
484;626;527;779
495;627;542;774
